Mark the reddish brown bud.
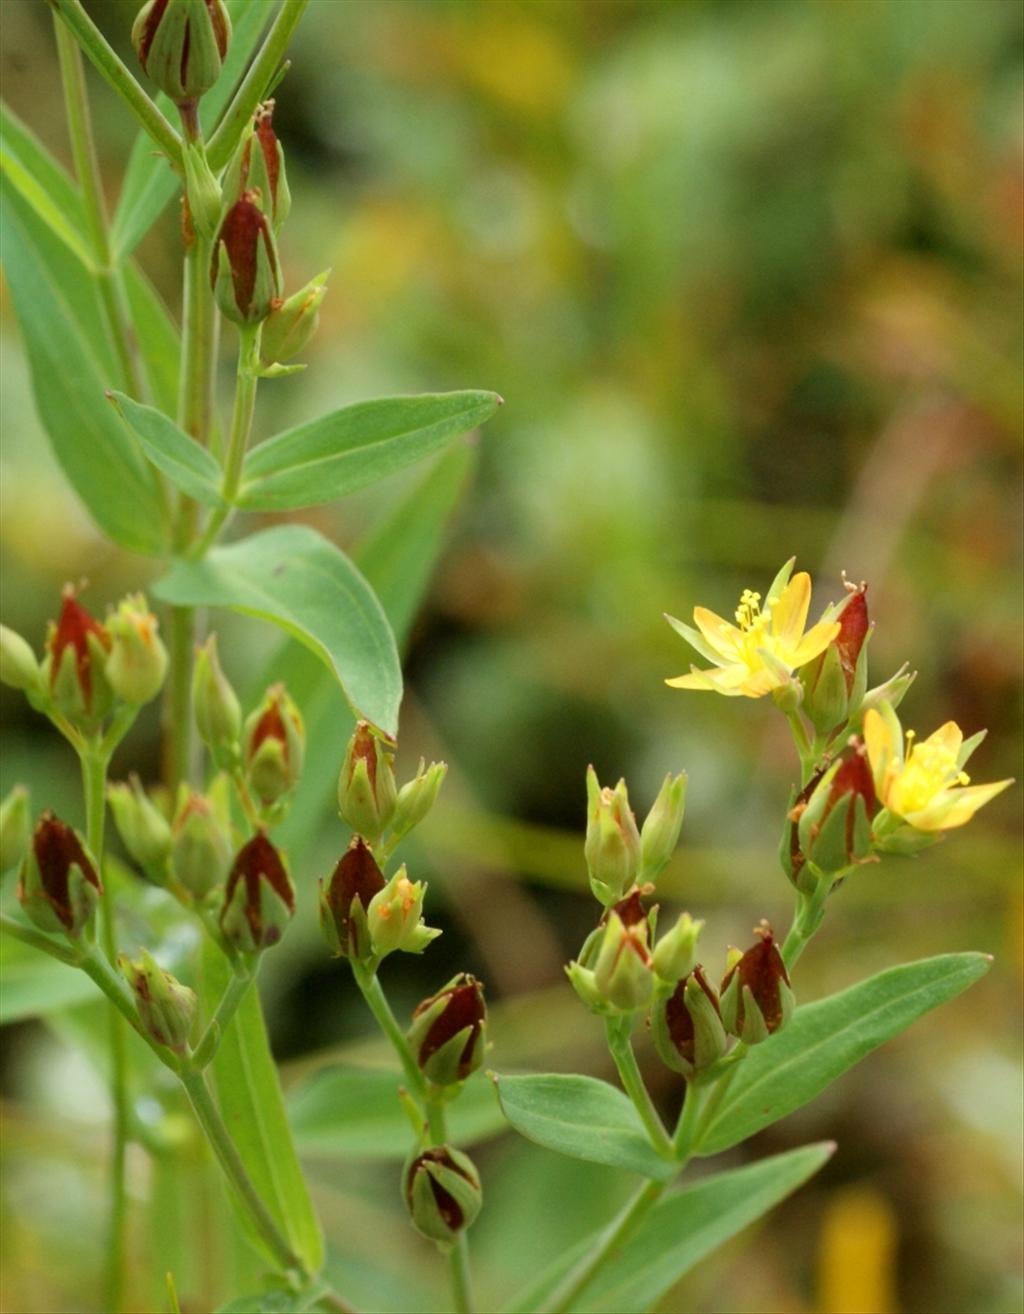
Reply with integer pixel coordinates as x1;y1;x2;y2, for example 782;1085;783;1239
408;974;487;1086
719;923;794;1044
834;585;869;694
18;811;103;937
43;588;112;724
220;833;295;953
211;196;282;325
318;836;386;959
652;964;729;1077
787;742;877;885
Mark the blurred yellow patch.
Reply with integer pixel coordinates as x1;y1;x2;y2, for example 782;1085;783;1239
454;9;575;116
817;1184;898;1314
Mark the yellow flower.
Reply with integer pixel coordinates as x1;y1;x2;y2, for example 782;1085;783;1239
665;560;840;698
863;703;1012;831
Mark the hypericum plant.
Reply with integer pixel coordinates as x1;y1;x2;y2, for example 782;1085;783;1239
0;5;1012;1313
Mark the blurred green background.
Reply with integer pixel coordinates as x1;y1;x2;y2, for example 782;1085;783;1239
1;0;1021;1311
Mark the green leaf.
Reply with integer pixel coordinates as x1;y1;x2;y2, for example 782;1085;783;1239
289;1065;506;1161
155;525;402;736
110;0;272;260
697;951;992;1156
109;391;224;507
203;942;324;1275
0;103;94;268
506;1143;835;1313
0;934;96;1023
215;1289;316;1314
494;1073;678;1182
269;443;477;857
236;391;502;511
122;265;181;418
2;196;168;554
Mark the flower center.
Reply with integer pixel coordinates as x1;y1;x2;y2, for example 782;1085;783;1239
893;731;969;812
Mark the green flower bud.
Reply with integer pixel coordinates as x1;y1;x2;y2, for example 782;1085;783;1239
318;836;387;961
391;759;447;841
860;663;916;718
592;912;653;1013
170;786;232;899
132;0;231;104
220;833;295;954
787;747;876;889
243;684;304;809
0;786;31;876
652;966;728;1078
651;912;704;983
367;866;441;958
211;196;282;325
259;270;329;370
121;949;197;1052
192;634;241;770
337;722;397;842
719;923;795;1045
584;767;641;905
0;625;42;694
639;771;687;883
565;959;605;1012
105;594;168;706
41;588;113;730
108;776;173;877
222;102;290;231
407;974;487;1088
18;812;102;938
182;140;222;241
403;1146;482;1246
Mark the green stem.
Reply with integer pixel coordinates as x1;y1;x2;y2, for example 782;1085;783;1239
190;963;255;1069
351;962;426;1102
54;16;148;401
0;913;77;964
543;1179;665;1314
180;1071;307;1280
605;1017;674;1159
206;0;311;170
190;327;261;558
786;709;816;786
781;879;830;971
48;0;182;168
163;229;219;788
82;747;130;1314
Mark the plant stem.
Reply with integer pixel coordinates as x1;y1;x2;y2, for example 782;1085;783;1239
53;16;147;401
180;1070;307;1279
786;709;817;786
206;0;311;170
605;1017;674;1159
190;327;261;557
81;746;130;1314
351;963;427;1101
163;225;219;788
781;879;830;971
543;1179;665;1314
0;914;77;964
190;963;255;1069
48;0;182;168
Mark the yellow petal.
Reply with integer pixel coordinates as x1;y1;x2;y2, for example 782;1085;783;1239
788;619;840;668
771;572;811;648
863;708;894;798
920;720;963;760
910;779;1013;831
693;607;743;660
665;671;716;690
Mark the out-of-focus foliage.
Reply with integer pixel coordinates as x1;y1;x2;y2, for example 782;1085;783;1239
1;1;1020;1312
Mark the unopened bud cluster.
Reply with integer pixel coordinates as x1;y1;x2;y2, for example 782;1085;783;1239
2;589;167;735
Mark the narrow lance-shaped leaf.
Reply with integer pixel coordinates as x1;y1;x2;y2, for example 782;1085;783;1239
109;391;225;507
697;951;992;1156
237;390;502;511
494;1072;678;1182
2;197;168;554
0;102;94;267
202;940;323;1274
506;1143;835;1314
154;524;402;737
